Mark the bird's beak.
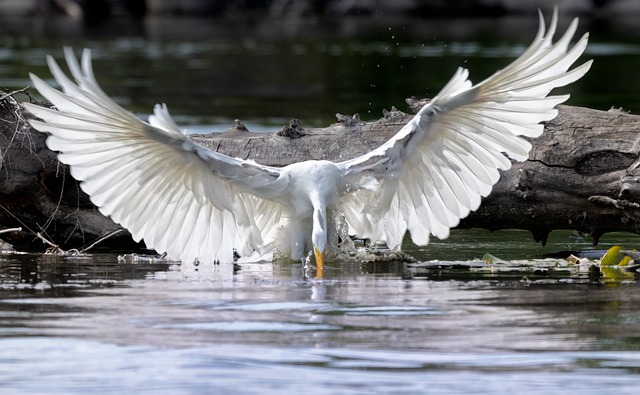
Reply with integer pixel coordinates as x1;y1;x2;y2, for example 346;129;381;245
313;245;324;279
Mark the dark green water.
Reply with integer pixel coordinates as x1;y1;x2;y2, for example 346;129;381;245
4;13;640;125
2;12;640;395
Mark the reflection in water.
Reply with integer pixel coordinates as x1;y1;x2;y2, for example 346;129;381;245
0;252;637;351
1;248;640;393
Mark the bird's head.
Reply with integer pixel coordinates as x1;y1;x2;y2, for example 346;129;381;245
312;209;327;278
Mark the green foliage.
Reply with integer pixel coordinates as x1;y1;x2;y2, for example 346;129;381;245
600;246;633;267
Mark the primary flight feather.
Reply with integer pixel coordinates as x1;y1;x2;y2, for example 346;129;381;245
23;10;591;277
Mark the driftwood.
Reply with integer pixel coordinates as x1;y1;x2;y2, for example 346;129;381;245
0;91;125;249
1;89;639;250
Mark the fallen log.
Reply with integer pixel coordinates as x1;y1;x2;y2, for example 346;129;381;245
1;90;638;250
0;91;124;249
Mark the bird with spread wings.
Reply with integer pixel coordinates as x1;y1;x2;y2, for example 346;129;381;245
23;10;591;278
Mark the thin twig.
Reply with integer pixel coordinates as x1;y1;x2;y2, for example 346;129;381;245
36;232;59;248
36;232;69;255
0;227;21;235
0;87;30;103
80;229;123;253
36;228;123;256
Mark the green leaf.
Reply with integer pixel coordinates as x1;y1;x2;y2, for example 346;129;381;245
601;266;635;282
600;246;633;267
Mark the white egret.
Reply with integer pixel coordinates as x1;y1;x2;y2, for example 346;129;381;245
23;10;591;278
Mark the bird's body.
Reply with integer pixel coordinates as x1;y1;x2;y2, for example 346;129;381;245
23;9;592;277
279;160;343;260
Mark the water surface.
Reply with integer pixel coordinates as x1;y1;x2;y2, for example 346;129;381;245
1;231;640;394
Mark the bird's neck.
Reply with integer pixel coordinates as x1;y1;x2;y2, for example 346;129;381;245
311;204;327;253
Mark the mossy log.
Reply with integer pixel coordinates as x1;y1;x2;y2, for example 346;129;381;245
1;90;639;250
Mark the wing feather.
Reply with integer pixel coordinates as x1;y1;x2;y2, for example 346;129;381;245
338;8;591;249
24;48;288;264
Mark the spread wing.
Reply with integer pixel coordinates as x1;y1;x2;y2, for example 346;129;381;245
23;47;290;264
337;9;592;249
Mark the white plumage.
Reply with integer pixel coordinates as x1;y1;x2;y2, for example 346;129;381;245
23;10;591;276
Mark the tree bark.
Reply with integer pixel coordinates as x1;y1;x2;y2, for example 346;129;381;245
0;92;123;249
1;90;639;249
